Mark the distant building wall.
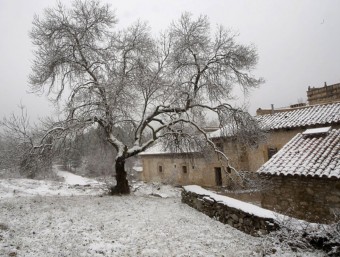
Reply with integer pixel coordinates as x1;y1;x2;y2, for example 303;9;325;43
256;103;306;116
140;143;251;187
307;82;340;105
141;154;230;187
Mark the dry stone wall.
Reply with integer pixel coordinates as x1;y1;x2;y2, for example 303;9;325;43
182;187;280;236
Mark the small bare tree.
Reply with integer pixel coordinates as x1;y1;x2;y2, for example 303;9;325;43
0;105;53;178
29;0;264;194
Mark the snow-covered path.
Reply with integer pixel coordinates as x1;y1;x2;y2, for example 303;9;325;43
55;169;101;185
0;167;106;198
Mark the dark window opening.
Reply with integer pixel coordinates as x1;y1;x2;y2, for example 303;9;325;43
182;166;187;173
268;147;278;160
158;165;163;172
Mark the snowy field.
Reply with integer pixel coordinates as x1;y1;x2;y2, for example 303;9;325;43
0;169;324;256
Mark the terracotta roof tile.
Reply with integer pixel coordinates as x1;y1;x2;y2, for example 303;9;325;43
257;102;340;130
258;128;340;178
210;103;340;138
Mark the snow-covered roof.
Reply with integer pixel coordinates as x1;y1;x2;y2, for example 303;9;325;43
139;144;167;155
258;128;340;178
208;124;235;138
139;143;199;156
209;102;340;138
302;126;331;135
257;102;340;130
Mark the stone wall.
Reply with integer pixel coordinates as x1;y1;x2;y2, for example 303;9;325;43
141;154;223;186
307;82;340;105
141;153;239;187
261;175;340;223
182;187;280;236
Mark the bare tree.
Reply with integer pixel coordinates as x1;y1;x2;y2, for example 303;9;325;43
29;0;264;194
0;105;53;178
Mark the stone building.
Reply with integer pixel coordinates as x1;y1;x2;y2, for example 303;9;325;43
257;81;340;116
307;82;340;105
139;143;234;187
248;101;340;171
257;127;340;223
140;102;340;187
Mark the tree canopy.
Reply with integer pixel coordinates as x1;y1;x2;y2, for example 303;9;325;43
29;0;264;194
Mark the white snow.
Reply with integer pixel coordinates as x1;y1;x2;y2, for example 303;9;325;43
0;166;106;198
208;125;235;138
132;166;143;172
56;169;101;186
302;126;331;135
132;181;181;198
184;185;277;219
139;142;200;155
138;143;170;155
0;173;324;256
0;178;106;198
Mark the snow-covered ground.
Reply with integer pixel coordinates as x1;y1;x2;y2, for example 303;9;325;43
0;170;324;256
56;170;101;186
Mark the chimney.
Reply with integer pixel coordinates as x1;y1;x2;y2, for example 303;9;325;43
271;104;274;114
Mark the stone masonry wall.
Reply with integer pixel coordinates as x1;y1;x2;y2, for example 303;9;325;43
182;188;280;236
307;82;340;105
261;175;340;224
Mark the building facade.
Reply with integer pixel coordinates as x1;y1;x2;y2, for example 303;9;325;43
257;127;340;223
307;82;340;105
140;102;340;187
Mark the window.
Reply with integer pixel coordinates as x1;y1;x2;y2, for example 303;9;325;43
267;147;278;160
182;165;187;173
158;165;163;172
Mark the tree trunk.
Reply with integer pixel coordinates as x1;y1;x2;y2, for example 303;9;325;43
110;157;130;195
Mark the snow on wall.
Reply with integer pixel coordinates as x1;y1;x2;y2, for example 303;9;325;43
183;185;276;219
182;185;280;236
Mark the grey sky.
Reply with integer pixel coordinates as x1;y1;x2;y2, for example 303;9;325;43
1;0;340;121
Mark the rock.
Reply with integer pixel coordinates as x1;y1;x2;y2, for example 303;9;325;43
231;214;238;221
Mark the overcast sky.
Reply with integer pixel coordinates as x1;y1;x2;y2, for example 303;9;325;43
1;0;340;121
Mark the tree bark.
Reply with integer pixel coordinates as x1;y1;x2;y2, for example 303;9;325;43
110;157;130;195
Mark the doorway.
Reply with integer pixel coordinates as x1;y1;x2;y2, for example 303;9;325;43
215;167;222;186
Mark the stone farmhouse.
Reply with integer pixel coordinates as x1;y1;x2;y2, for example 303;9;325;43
140;101;340;187
258;127;340;223
139;82;340;188
139;142;229;187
